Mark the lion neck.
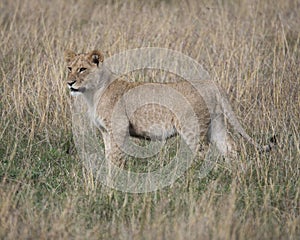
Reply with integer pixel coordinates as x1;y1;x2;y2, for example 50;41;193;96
82;64;115;110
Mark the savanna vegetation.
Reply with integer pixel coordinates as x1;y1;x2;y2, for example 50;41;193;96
0;0;299;239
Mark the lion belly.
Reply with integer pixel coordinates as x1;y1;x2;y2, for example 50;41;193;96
128;104;178;140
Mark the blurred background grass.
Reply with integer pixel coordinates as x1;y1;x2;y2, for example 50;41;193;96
0;0;299;239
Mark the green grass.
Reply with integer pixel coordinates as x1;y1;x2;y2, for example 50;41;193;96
0;0;299;239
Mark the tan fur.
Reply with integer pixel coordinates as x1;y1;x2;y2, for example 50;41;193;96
65;50;272;165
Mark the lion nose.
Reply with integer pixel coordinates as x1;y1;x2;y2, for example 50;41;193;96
67;80;76;88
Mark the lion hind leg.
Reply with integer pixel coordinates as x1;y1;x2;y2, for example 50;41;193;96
208;113;237;158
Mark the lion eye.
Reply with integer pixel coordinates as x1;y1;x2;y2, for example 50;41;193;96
68;67;72;72
78;67;87;73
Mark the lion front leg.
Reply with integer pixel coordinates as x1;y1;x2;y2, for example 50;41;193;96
102;131;126;167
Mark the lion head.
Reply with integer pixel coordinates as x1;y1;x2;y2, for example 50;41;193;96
64;50;104;95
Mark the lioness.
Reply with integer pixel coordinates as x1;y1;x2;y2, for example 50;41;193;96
65;49;274;165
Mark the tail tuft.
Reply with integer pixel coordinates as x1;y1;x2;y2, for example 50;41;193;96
262;134;277;153
269;135;277;145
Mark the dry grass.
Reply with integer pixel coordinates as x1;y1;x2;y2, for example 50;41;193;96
0;0;299;239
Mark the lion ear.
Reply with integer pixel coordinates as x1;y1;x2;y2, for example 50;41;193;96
88;50;104;66
64;50;76;64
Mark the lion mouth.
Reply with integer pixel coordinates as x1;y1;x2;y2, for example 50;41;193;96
70;87;80;92
68;85;86;95
69;87;82;96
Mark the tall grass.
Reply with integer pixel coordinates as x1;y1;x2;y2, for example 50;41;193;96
0;0;299;239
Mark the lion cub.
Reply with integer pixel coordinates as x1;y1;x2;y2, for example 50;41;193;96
65;50;274;165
